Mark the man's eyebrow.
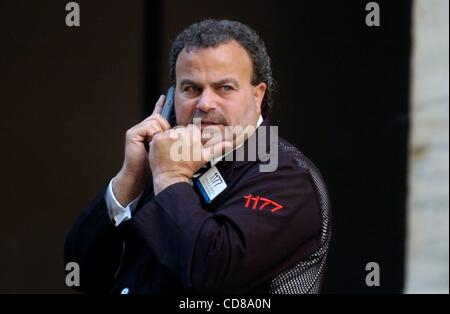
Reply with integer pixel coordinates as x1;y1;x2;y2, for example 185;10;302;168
212;78;240;87
179;79;199;86
179;78;240;87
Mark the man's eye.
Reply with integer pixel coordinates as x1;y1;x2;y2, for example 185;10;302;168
220;85;233;92
184;86;201;93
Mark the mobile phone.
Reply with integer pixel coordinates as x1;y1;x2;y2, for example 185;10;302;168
161;85;175;126
145;86;176;151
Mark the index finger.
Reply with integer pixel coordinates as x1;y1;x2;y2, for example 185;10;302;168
152;94;165;115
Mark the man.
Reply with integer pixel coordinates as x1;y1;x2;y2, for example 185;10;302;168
64;19;331;294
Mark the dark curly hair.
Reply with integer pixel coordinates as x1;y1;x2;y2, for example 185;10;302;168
169;19;275;118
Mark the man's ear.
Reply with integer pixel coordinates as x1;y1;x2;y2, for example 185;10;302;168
253;82;267;113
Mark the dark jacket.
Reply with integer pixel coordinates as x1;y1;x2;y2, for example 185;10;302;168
64;122;330;294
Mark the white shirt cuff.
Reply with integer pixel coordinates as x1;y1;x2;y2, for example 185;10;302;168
104;177;142;226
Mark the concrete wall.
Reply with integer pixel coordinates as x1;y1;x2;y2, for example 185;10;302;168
406;0;449;294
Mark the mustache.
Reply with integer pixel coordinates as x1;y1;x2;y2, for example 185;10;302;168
191;110;228;125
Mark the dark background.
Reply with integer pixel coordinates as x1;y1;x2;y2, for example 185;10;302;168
0;0;411;293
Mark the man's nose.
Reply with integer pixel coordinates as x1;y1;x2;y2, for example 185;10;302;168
196;88;217;112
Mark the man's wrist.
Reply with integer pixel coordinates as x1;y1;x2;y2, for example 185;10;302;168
153;173;190;195
113;170;147;207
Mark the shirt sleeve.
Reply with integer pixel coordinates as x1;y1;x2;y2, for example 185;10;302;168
104;177;143;226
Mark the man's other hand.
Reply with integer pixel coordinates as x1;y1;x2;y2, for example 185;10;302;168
150;124;232;195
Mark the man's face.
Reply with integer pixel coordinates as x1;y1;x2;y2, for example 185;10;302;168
174;40;266;143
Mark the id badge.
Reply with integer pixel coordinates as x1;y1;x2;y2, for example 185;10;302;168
193;166;227;203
